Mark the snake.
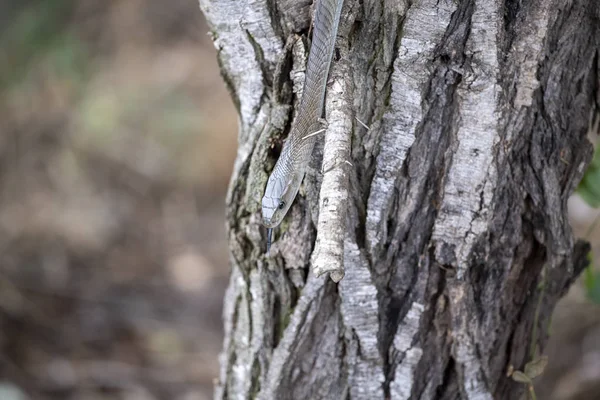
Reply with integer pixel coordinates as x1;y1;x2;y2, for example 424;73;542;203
261;0;345;252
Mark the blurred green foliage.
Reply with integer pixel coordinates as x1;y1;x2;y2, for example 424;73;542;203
1;0;207;178
577;146;600;208
577;146;600;304
584;252;600;304
0;0;88;90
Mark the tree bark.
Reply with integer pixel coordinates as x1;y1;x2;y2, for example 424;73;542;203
199;0;599;399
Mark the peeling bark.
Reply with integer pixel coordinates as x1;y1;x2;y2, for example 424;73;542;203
199;0;600;399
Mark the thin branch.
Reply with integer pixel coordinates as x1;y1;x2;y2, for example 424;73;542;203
311;53;353;282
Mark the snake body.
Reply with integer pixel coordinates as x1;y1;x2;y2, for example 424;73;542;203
262;0;344;250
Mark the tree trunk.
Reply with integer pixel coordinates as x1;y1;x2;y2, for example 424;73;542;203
199;0;599;399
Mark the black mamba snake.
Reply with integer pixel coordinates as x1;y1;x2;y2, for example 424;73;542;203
261;0;344;251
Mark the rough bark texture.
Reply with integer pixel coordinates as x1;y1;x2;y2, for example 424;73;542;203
199;0;600;399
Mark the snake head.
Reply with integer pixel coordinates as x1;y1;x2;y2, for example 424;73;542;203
261;168;303;229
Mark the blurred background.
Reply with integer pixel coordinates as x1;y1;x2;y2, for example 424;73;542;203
0;0;236;399
0;1;597;399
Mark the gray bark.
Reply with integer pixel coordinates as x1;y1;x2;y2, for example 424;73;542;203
199;0;600;399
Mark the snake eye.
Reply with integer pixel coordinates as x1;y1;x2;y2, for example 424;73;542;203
278;201;286;210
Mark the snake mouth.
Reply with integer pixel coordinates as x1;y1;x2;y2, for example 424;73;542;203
262;216;278;228
261;201;279;228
